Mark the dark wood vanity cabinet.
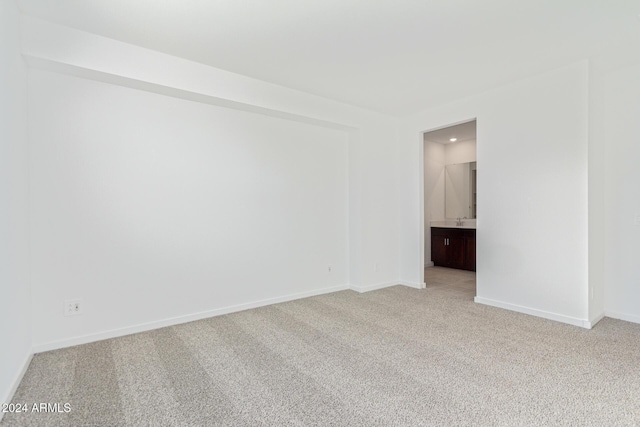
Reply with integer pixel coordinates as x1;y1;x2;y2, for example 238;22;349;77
431;227;476;271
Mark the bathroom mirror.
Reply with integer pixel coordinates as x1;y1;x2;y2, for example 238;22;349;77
445;161;477;219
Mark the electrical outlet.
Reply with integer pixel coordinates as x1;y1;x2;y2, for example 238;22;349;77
64;299;83;316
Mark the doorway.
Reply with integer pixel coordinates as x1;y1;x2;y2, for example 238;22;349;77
421;119;477;294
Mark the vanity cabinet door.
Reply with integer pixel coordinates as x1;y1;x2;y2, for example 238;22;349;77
430;227;476;271
447;236;466;270
431;234;448;266
465;234;476;271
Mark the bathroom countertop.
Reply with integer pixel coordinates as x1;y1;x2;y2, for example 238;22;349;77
430;220;476;229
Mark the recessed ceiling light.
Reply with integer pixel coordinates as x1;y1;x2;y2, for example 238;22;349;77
449;138;457;142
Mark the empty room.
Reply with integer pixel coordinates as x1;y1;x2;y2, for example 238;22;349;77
2;1;640;425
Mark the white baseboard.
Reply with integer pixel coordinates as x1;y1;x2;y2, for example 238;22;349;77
398;280;426;289
1;351;33;414
604;310;640;325
424;262;434;268
349;280;427;293
474;296;591;329
33;284;349;353
350;281;398;293
350;281;425;293
587;312;606;329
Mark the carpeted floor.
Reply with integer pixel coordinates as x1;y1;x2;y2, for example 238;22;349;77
3;267;640;426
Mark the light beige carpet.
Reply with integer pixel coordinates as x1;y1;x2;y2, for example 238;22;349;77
3;267;640;426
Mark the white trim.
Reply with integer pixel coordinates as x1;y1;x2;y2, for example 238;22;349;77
605;310;640;325
424;261;434;268
418;130;425;286
398;280;426;289
350;281;399;293
33;284;349;353
474;296;591;329
1;352;33;412
586;312;606;329
350;281;426;293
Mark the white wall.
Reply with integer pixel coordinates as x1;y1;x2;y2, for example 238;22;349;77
401;62;590;327
0;0;31;405
21;15;404;291
603;62;640;324
29;69;350;348
21;17;405;350
445;139;476;165
423;138;445;265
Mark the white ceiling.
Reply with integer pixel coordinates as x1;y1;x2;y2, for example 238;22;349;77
16;0;640;116
424;120;476;145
